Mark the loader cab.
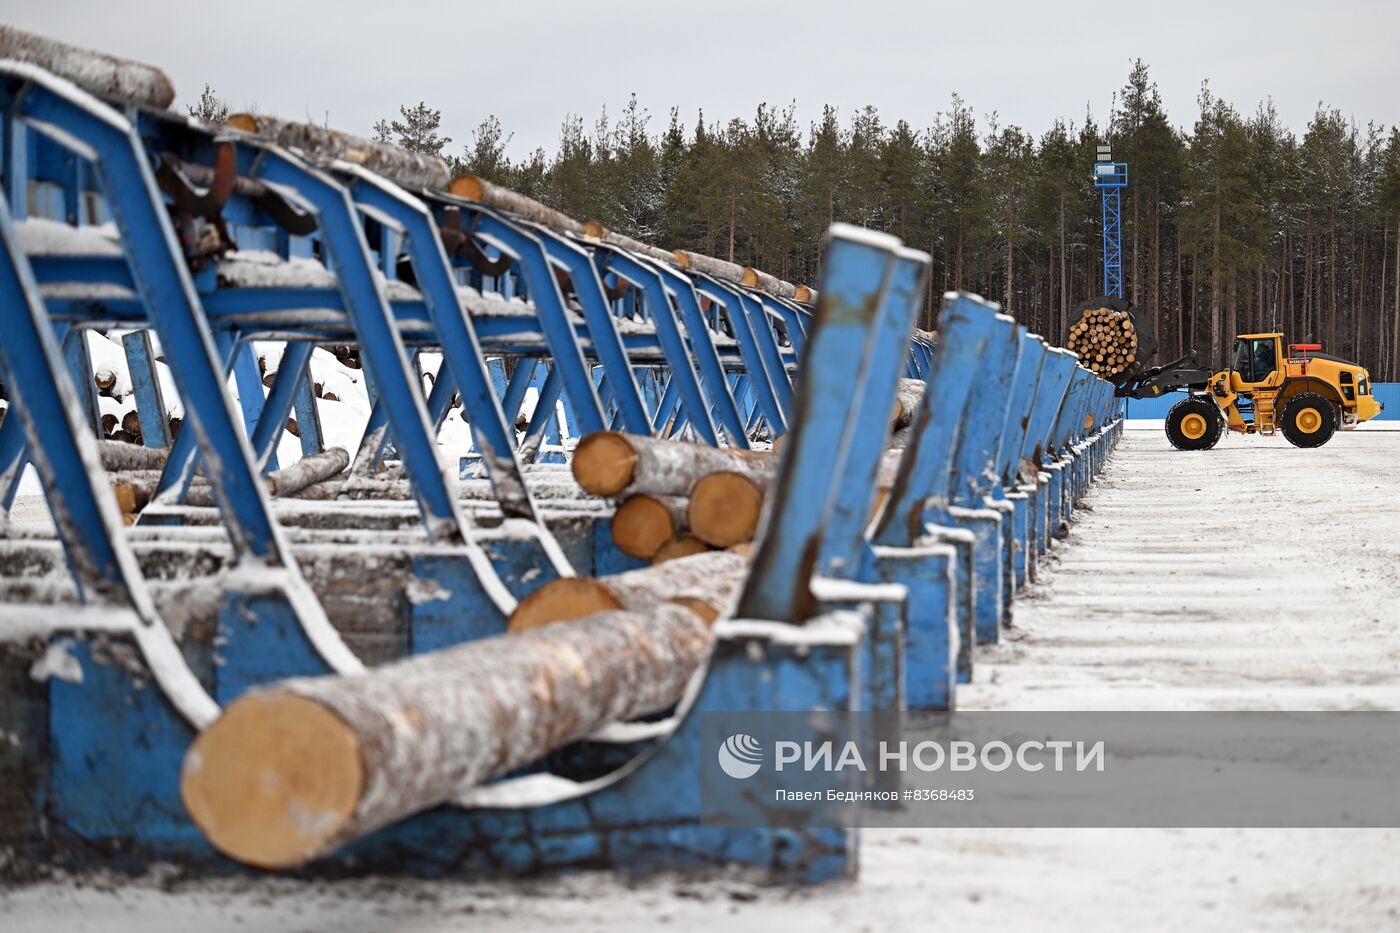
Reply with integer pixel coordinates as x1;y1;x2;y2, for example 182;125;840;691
1230;334;1283;388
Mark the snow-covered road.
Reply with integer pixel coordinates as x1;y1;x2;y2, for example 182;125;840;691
6;424;1400;931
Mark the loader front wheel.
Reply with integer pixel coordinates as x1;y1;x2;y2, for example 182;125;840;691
1280;392;1337;448
1165;397;1223;451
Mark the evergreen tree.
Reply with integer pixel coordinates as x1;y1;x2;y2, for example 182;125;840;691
187;84;229;124
378;102;452;157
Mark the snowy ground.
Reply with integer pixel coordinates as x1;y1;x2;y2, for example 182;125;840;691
5;424;1400;931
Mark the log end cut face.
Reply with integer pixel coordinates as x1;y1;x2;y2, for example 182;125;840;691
688;472;763;548
180;693;363;870
611;495;679;559
572;432;639;496
509;578;625;632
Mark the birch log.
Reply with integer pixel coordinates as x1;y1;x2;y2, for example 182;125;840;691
793;285;819;304
581;221;676;266
181;604;712;869
98;440;167;471
0;26;176;109
572;431;777;498
610;494;689;560
890;379;926;431
687;471;765;547
740;267;798;300
450;176;585;236
672;250;745;284
509;549;745;631
653;535;713;565
265;447;349;497
226;114;450;192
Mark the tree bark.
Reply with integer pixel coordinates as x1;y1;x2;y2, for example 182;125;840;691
230;114;451;192
673;249;746;285
571;431;776;498
741;267;798;300
0;25;175;109
265;448;349;497
182;604;713;869
448;175;584;235
510;549;746;631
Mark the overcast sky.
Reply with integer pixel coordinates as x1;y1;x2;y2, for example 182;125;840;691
4;0;1397;157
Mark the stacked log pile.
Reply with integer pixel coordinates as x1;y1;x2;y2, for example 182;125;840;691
1067;306;1139;378
574;417;917;565
572;431;778;561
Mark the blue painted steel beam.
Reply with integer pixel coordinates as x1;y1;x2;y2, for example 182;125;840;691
873;294;998;548
818;248;930;576
346;172;542;520
121;330;171;449
11;71;295;566
649;262;750;448
0;187;149;607
252;147;468;543
600;247;721;446
456;208;607;435
736;225;898;622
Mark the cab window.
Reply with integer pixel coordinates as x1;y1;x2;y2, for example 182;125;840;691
1233;338;1277;382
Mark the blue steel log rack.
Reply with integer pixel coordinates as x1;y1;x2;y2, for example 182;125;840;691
0;28;1123;883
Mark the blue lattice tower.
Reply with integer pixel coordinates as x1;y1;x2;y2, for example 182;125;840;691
1093;145;1128;300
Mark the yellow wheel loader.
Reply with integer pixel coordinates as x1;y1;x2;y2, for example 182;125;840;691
1117;333;1385;450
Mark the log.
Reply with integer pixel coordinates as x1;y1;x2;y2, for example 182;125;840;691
652;535;712;564
265;447;349;497
740;267;798;300
890;378;925;431
672;250;745;284
793;285;819;304
94;368;117;392
226;114;450;192
100;413;119;437
509;550;746;632
687;471;764;547
449;175;584;236
0;26;176;110
571;431;776;498
581;221;676;266
610;494;689;560
121;410;143;437
181;604;712;869
98;440;167;471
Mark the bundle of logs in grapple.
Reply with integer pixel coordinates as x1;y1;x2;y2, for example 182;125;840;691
1066;306;1139;377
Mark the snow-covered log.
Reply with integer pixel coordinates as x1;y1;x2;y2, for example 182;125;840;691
449;175;585;236
181;603;711;869
610;494;689;560
571;431;777;498
97;440;166;471
672;249;745;284
581;221;675;266
890;379;925;431
265;447;348;497
740;267;798;300
0;26;176;109
226;114;450;192
510;549;745;631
